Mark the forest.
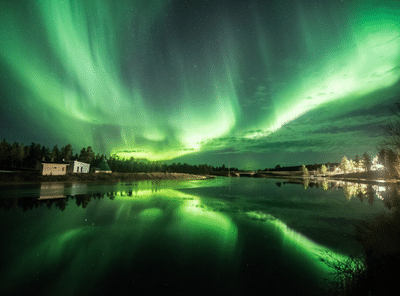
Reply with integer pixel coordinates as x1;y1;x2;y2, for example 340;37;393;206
0;139;239;174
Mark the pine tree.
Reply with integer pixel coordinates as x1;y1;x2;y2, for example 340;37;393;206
321;164;327;175
60;144;73;161
51;145;60;161
340;156;350;174
354;155;360;172
86;146;95;164
362;152;371;172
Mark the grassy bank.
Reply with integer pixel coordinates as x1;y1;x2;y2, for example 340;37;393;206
249;170;399;185
0;172;212;184
322;208;400;295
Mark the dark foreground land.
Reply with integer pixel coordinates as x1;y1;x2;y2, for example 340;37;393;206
322;210;400;296
0;171;212;184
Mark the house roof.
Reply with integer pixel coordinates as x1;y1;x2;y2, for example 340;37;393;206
71;160;90;165
37;159;69;165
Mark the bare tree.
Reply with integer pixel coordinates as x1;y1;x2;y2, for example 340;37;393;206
380;102;400;152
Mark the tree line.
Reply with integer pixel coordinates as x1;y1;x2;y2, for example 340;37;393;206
0;139;239;174
107;155;238;174
297;148;399;177
0;140;102;170
338;149;400;176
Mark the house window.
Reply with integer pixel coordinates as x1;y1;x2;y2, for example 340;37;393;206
62;167;64;171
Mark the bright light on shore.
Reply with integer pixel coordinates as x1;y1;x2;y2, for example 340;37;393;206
371;156;385;171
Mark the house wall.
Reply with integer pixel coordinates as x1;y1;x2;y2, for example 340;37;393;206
71;161;90;173
41;163;68;175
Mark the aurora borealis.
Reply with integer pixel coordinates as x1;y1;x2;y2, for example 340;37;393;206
1;0;400;169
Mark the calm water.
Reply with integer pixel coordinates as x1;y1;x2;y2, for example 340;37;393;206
0;177;393;295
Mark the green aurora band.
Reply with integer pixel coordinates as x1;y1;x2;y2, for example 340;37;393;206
1;0;399;163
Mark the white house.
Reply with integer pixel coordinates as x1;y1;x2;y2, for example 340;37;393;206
69;160;90;173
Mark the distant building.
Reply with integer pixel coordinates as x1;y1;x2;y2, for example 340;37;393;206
91;167;100;173
36;160;69;175
96;159;112;173
69;160;90;173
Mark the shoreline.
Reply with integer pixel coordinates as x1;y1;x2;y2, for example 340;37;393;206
0;172;214;185
1;170;398;186
212;171;399;185
269;175;399;185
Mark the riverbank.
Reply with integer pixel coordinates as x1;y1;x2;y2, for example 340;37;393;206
0;172;213;185
251;170;399;185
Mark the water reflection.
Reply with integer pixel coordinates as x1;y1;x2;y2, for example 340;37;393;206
70;183;88;196
280;178;399;210
0;180;168;211
0;186;357;294
1;178;391;295
1;178;398;213
38;183;66;200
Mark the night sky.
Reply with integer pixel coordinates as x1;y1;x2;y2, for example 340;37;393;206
1;0;400;169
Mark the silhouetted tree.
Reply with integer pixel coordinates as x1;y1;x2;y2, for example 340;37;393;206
29;142;42;160
0;139;10;166
16;143;25;167
362;152;372;172
78;147;97;163
51;145;60;161
380;101;400;152
10;143;17;167
60;144;73;161
378;148;388;169
22;145;30;167
383;148;398;176
85;146;95;164
78;147;87;162
41;146;50;160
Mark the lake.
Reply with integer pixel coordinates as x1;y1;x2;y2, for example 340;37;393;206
0;177;393;295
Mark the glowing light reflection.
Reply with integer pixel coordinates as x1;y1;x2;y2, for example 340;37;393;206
245;211;357;276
